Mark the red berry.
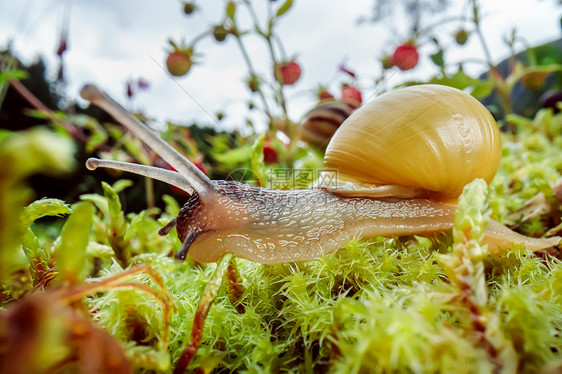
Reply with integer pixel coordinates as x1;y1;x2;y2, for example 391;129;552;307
167;161;207;194
168;161;207;177
390;44;419;71
192;160;208;176
166;51;193;77
263;142;279;164
341;85;362;106
275;60;301;85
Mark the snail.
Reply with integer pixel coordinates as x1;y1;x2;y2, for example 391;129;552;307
80;84;560;265
301;99;356;146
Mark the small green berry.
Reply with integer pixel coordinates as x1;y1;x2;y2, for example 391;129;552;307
212;26;229;42
183;2;197;14
454;29;469;45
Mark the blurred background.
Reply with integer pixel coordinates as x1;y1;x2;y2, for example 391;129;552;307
2;0;562;128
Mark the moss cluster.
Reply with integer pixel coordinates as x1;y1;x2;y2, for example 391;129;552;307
1;108;561;373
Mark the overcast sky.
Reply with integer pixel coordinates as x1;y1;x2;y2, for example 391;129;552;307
1;0;561;133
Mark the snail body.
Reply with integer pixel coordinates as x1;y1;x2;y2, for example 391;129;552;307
81;84;560;264
164;181;456;264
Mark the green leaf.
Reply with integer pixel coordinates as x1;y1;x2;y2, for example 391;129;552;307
168;38;178;49
21;228;41;260
198;352;227;374
80;194;109;217
505;114;534;132
20;198;72;229
0;69;28;83
0;128;75;179
55;201;95;284
469;80;494;99
430;67;493;99
0;129;74;297
69;113;99;127
0;129;12;142
213;145;252;165
430;49;444;67
102;181;124;229
162;194;180;217
19;198;71;270
525;64;562;73
86;241;115;257
124;210;158;243
430;68;473;89
250;134;267;186
124;136;151;165
226;1;236;21
112;179;133;194
72;115;108;153
276;0;293;17
22;109;50;120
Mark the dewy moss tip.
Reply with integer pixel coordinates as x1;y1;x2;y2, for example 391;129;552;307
453;178;491;247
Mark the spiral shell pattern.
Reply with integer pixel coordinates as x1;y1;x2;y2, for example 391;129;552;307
323;85;502;201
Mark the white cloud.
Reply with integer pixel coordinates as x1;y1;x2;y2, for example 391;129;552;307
1;0;561;132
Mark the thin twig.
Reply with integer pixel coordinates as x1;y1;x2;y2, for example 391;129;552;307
8;77;112;152
233;34;273;119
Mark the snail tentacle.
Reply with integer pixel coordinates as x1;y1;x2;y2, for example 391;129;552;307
158;218;177;236
80;84;216;204
175;229;202;261
86;158;194;194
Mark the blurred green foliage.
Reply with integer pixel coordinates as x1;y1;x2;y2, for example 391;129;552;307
0;128;74;299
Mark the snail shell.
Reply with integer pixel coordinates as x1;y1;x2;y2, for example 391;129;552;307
301;100;357;147
322;85;502;201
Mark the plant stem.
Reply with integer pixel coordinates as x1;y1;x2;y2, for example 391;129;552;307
243;0;265;37
273;34;288;61
241;0;292;133
470;0;493;67
189;30;211;47
174;253;235;374
413;15;466;41
7;75;112;152
145;176;155;212
225;259;246;314
233;33;273;120
266;38;289;119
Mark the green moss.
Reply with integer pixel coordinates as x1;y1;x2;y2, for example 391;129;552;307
2;109;562;372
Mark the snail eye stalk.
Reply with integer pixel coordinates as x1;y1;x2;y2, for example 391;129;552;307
86;158;194;194
80;84;217;204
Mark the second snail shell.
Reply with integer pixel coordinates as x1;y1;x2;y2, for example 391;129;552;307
322;84;502;201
